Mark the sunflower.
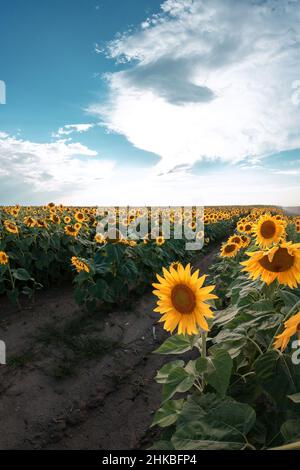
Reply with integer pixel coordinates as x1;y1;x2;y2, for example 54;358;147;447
156;235;165;246
0;251;9;265
274;311;300;351
153;263;217;335
4;221;19;234
228;235;243;246
24;216;36;228
95;233;106;244
50;214;60;224
64;216;71;224
71;256;90;273
252;213;286;248
243;222;253;234
220;242;240;258
75;211;85;223
36;219;48;228
64;225;78;237
170;261;181;271
241;242;300;288
240;234;251;248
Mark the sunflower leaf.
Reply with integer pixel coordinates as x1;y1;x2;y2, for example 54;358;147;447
154;334;198;355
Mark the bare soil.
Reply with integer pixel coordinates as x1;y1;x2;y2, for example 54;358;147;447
0;248;219;450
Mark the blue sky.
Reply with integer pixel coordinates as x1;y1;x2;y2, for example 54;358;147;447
0;0;300;206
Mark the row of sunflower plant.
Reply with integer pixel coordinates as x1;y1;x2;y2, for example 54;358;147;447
150;209;300;450
0;204;241;309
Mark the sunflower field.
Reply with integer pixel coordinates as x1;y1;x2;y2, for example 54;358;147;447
0;204;238;309
1;204;300;450
151;209;300;450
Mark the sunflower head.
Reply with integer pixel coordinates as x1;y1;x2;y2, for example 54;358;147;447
220;242;240;258
228;235;243;246
75;211;85;223
71;256;90;273
4;221;19;234
252;213;286;248
95;233;106;244
64;225;78;237
0;251;9;265
156;235;165;246
241;242;300;288
152;263;217;335
170;261;182;271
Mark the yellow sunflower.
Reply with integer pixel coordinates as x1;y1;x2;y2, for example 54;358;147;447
4;221;19;234
228;235;243;246
170;261;181;271
24;216;36;228
71;256;90;273
241;242;300;288
50;214;60;224
75;211;85;223
274;311;300;351
152;263;217;335
0;251;9;265
240;234;251;248
252;213;286;248
220;242;240;258
64;225;78;237
156;235;165;246
95;233;106;244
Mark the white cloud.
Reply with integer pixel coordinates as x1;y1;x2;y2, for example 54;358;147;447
273;169;300;176
89;0;300;175
53;123;94;138
0;132;115;203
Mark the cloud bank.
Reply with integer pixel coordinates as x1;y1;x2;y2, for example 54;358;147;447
89;0;300;174
0;132;114;204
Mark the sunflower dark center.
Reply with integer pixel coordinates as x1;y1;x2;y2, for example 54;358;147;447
171;284;196;314
259;248;294;273
260;220;276;239
225;243;236;253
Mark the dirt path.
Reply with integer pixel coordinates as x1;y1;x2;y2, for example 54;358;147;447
0;247;219;450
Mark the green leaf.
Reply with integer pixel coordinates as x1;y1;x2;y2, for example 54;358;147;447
162;367;195;402
205;349;233;397
154;334;198;355
152;399;185;428
149;441;175;450
12;268;32;281
254;350;279;382
172;393;256;450
213;306;238;327
287;393;300;403
7;288;20;305
155;360;185;384
281;419;300;443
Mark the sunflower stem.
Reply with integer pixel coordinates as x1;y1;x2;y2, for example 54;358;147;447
201;332;207;358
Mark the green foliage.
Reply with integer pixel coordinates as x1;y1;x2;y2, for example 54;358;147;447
152;235;300;450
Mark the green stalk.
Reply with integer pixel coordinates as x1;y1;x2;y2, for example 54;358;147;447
201;331;207;358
